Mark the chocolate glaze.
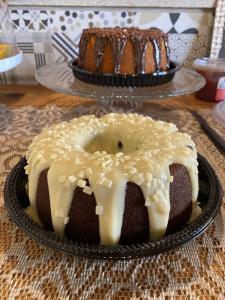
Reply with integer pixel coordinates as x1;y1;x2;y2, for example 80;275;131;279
78;36;89;69
112;37;127;74
164;40;170;68
95;37;107;72
151;38;161;70
78;27;169;74
131;36;148;74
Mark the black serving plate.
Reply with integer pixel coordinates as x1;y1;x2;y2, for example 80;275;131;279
68;59;179;87
4;154;222;260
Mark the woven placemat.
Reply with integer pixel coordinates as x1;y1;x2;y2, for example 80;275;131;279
0;104;224;299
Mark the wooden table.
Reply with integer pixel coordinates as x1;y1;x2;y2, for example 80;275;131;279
0;84;215;110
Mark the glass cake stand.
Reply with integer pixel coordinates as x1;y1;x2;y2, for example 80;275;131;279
35;62;205;116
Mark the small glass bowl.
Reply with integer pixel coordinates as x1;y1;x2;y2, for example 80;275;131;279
0;0;22;72
193;57;225;102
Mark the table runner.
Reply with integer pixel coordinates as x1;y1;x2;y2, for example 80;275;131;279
0;104;224;299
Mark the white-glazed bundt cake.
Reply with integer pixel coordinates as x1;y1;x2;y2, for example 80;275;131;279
25;113;199;245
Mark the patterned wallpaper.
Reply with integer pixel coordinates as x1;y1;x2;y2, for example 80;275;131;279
0;8;214;84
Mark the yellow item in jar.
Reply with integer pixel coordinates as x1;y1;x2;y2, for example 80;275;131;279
0;44;12;59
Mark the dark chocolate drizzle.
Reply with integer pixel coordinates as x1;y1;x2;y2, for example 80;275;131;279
78;35;90;68
78;27;169;74
95;37;107;71
151;38;161;71
164;39;170;68
131;37;148;74
112;36;127;74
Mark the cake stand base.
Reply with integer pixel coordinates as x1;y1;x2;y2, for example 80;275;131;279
34;62;205;118
35;62;205;109
67;101;177;122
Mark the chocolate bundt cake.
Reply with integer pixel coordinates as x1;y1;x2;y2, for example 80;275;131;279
77;27;170;75
25;114;199;246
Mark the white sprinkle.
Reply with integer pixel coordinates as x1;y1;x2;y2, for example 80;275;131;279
83;186;93;195
77;179;86;188
152;194;159;203
101;160;112;168
101;162;106;168
24;165;30;174
116;152;123;158
59;175;66;183
144;200;151;207
168;176;174;183
127;161;136;167
68;175;77;183
95;205;103;215
129;167;137;175
97;177;105;185
64;216;70;225
102;178;112;188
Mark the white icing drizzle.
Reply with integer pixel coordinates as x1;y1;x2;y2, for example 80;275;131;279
25;113;199;245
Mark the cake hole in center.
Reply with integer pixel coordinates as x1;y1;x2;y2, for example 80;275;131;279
118;141;123;148
84;133;136;154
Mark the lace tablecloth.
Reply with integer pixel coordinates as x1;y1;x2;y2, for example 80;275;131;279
0;104;224;299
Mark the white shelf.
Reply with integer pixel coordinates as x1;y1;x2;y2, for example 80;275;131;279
0;50;23;73
8;0;216;8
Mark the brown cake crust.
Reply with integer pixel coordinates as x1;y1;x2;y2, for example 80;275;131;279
36;163;192;244
36;169;53;232
119;182;149;244
77;27;170;75
65;180;100;244
167;164;192;234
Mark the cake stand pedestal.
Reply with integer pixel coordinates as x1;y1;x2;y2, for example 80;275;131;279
35;62;205;117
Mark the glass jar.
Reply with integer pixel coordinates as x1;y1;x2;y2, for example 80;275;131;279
0;0;22;72
193;57;225;102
